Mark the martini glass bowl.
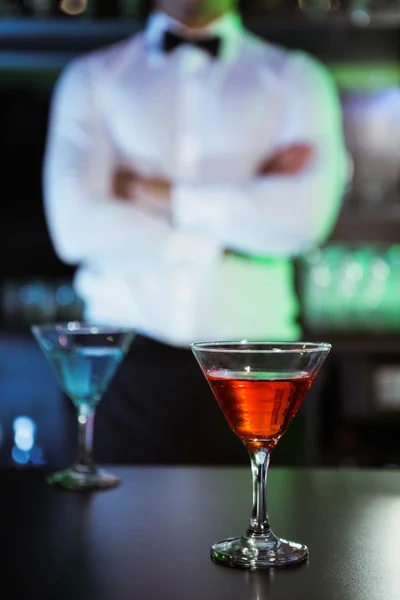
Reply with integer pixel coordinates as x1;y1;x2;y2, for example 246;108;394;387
191;341;331;569
32;322;135;492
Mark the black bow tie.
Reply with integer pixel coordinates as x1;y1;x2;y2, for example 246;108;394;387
162;30;221;59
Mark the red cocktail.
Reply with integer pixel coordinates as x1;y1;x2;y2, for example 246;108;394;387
192;341;331;569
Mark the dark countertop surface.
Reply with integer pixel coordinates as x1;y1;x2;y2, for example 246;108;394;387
2;466;400;600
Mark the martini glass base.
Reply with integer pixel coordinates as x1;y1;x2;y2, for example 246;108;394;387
46;467;120;492
211;532;308;569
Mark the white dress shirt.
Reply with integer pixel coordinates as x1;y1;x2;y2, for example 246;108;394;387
44;11;347;346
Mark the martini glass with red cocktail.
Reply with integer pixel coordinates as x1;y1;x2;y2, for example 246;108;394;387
191;341;331;569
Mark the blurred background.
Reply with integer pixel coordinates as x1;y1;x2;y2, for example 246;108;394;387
0;0;400;469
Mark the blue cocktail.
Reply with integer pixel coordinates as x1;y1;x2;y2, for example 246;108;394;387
32;322;135;491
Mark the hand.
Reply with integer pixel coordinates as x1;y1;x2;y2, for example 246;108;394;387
112;167;172;203
258;144;314;176
111;167;138;200
134;175;172;201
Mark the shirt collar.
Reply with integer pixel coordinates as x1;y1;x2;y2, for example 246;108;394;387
144;10;244;62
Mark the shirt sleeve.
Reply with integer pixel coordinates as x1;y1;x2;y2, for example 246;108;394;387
172;51;347;258
43;55;184;270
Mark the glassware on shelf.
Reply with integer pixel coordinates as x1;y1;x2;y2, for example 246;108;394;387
1;280;84;329
300;244;400;333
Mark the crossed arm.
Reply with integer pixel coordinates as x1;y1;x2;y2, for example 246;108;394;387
112;143;314;202
44;52;347;269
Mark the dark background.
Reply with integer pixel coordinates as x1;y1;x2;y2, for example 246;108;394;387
0;0;400;469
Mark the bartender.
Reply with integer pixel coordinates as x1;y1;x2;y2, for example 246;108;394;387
43;0;347;464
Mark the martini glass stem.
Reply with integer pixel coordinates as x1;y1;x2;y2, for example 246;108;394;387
246;443;272;536
76;403;97;474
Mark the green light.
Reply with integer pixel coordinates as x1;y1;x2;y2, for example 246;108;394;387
328;62;400;91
